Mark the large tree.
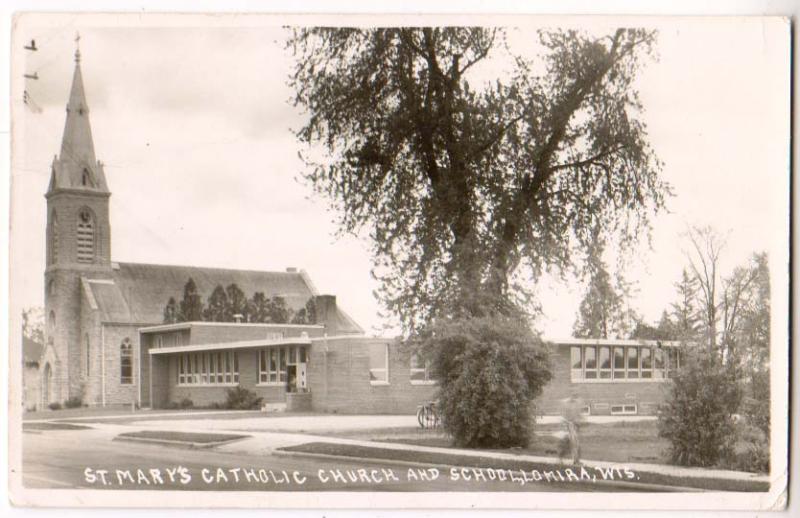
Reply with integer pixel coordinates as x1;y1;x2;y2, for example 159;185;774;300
289;27;668;332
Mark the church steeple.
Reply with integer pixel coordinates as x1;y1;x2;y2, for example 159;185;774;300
47;36;109;194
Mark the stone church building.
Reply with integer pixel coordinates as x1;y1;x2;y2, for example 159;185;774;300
39;48;681;416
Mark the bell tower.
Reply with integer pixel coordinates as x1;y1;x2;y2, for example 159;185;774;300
43;39;112;404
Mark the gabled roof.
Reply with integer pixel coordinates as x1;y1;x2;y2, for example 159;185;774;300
82;262;363;334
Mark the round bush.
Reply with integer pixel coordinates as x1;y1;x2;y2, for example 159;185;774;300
657;348;743;467
421;315;551;448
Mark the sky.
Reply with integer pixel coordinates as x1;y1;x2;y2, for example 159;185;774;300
9;14;790;338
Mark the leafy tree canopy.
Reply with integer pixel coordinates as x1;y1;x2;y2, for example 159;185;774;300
289;27;669;332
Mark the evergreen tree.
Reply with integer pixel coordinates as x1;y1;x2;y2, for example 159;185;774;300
249;292;270;323
225;283;248;322
671;267;700;342
267;296;290;324
304;297;317;324
204;284;229;322
290;297;318;325
179;278;204;322
163;297;180;324
630;310;678;341
572;234;634;339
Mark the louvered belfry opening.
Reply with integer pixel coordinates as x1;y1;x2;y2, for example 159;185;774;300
76;208;95;263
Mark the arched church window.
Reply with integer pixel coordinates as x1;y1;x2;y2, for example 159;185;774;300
120;338;133;385
76;208;95;263
48;279;56;296
48;211;59;265
81;168;92;187
84;334;91;378
48;310;56;332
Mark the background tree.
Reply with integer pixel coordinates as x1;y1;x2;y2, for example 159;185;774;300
732;253;770;373
685;225;726;353
249;292;270;323
572;233;635;339
22;306;45;344
163;297;180;324
630;310;678;341
225;283;249;322
670;267;700;342
289;27;668;332
291;297;318;325
267;296;290;324
179;278;204;322
204;285;229;322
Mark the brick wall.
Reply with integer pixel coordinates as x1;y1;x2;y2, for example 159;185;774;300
537;345;672;415
307;337;437;415
162;347;288;408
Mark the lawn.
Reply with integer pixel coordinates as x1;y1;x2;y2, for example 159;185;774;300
337;420;672;465
278;441;769;492
115;430;250;444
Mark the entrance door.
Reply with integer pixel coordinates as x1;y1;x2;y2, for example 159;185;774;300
286;365;297;393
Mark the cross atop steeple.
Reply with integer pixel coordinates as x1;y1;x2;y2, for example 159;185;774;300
46;43;109;194
74;32;81;63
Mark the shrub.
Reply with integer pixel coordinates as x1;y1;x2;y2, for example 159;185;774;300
179;397;194;409
64;396;83;409
48;402;62;411
658;348;743;467
163;401;180;410
728;436;770;474
224;386;263;410
420;315;551;448
742;368;770;437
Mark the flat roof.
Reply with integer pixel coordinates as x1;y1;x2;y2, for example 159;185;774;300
139;321;325;334
545;337;682;347
149;336;312;355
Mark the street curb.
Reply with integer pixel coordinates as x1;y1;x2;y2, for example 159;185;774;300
272;448;704;492
112;434;249;449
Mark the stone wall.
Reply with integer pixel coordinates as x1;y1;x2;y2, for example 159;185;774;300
100;323;140;406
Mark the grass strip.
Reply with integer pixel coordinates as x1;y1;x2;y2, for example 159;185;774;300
23;422;92;431
279;442;769;492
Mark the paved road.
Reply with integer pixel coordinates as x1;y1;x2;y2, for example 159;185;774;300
22;428;603;492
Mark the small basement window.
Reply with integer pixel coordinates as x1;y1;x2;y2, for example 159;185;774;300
610;404;637;415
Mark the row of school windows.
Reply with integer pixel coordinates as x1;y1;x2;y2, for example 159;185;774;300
570;345;681;381
174;344;434;387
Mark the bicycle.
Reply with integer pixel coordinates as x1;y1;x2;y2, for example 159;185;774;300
416;401;440;429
